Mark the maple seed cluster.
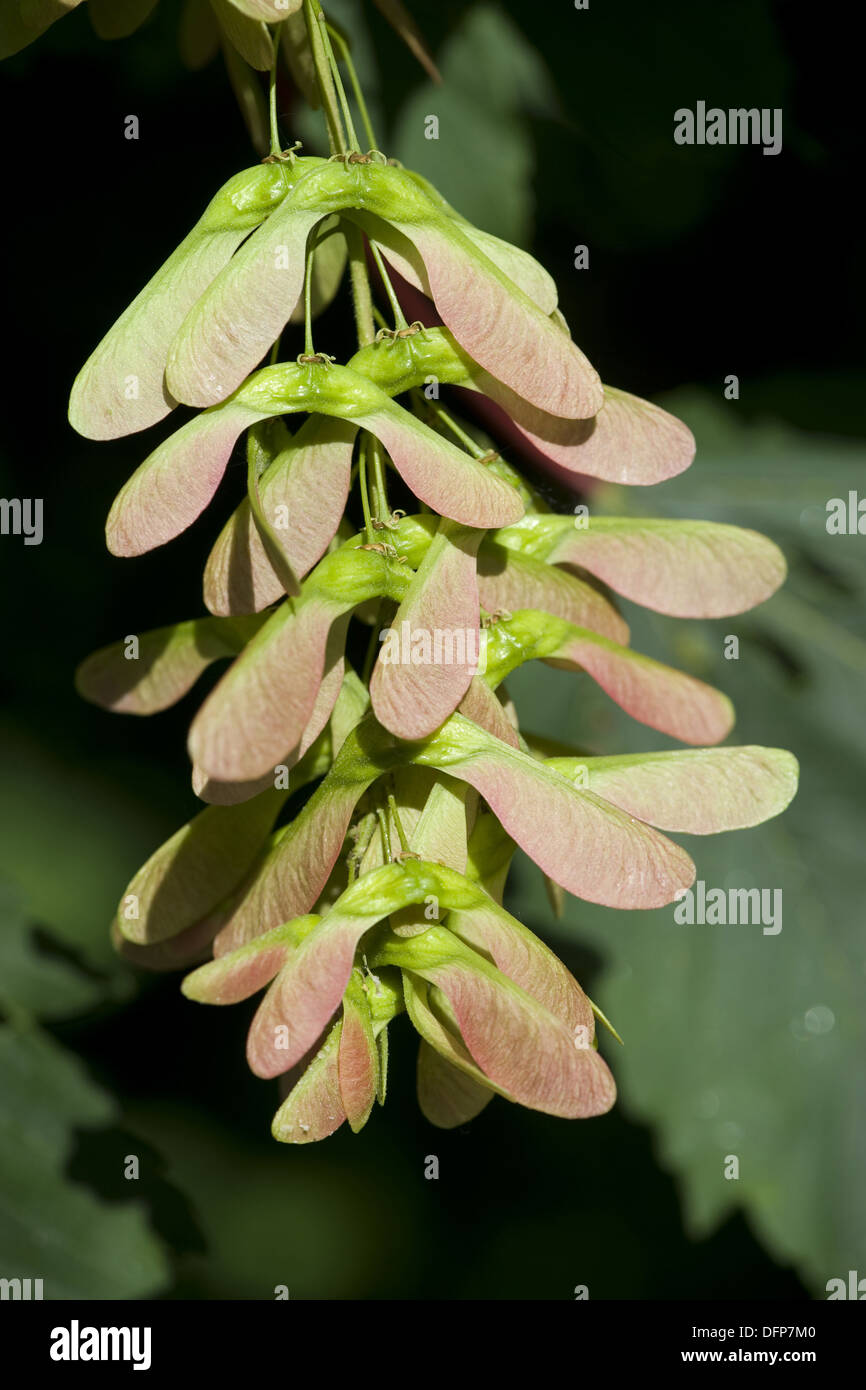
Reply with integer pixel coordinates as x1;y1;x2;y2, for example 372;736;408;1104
36;0;796;1142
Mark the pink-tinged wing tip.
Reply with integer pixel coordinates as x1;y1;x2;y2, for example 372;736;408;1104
182;924;309;1004
405;222;603;421
480;382;696;486
338;986;378;1133
416;1041;494;1129
105;404;261;557
246;909;385;1078
371;523;482;739
478;543;629;645
547;518;787;618
551;630;735;745
551;746;799;835
420;957;616;1119
188;600;345;783
203;417;356;616
423;724;696;909
363;406;524;530
271;1023;347;1144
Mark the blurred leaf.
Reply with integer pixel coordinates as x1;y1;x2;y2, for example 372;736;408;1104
373;0;440;82
88;0;158;41
124;1099;417;1299
0;758;171;1298
0;1022;169;1298
0;716;173;971
0;883;111;1019
392;4;553;245
507;394;865;1294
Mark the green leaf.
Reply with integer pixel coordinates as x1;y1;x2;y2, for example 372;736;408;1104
0;1023;168;1298
0;883;107;1020
392;5;552;245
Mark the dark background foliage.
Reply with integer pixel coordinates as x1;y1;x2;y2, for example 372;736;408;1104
0;0;861;1299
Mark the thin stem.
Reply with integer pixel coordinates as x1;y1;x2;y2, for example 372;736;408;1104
324;38;360;151
327;23;378;150
358;436;375;542
303;232;316;356
345;221;376;347
376;804;393;863
370;243;408;329
303;0;346;153
369;435;390;518
387;787;411;855
410;388;488;458
361;607;383;684
268;26;282;157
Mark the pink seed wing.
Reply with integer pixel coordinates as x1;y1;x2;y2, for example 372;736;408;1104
477;543;629;644
105;401;268;556
69;164;287;439
549;628;735;745
204;416;356;615
471;379;696;486
165;205;322;407
213;721;393;953
192;645;345;805
74;615;257;714
359;404;524;528
547;746;799;834
418;718;696;909
449;897;594;1034
246;908;386;1078
546;517;787;618
457;678;520;748
394;218;602;420
373;219;558;314
271;1021;347;1144
416;1040;494;1129
181;916;317;1004
338;977;379;1132
417;953;615;1119
115;785;287;946
370;521;482;738
188;599;346;782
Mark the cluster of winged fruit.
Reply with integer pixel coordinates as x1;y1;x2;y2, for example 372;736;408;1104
59;0;797;1143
